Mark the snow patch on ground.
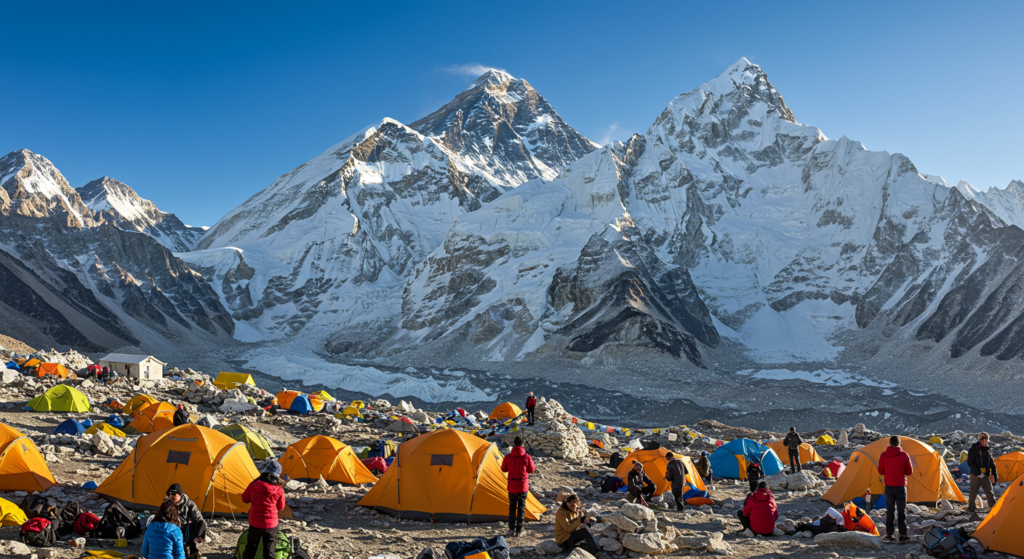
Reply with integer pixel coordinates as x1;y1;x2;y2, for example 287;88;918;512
242;349;493;403
737;368;897;388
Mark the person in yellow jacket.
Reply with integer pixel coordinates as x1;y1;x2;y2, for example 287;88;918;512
555;494;601;555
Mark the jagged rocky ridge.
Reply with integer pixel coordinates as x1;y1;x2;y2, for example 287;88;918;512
78;176;206;252
190;71;598;339
0;150;233;352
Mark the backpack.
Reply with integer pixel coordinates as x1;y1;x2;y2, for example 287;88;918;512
74;511;101;535
95;500;143;539
20;495;56;521
236;529;305;559
924;527;977;558
609;452;623;468
20;517;58;547
57;501;82;537
601;475;626;493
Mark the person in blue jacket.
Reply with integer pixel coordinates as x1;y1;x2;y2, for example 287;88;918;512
141;501;185;559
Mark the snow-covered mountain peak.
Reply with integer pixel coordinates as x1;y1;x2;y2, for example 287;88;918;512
0;149;92;224
77;176;204;251
411;70;598;186
955;180;981;199
469;68;515;89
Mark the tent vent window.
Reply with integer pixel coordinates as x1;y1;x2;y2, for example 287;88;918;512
167;451;191;465
430;454;454;466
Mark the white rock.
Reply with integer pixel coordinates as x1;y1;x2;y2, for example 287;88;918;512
599;537;623;552
620;502;656;523
566;548;596;559
537;539;563;555
0;541;32;556
604;511;640;533
814;531;884;550
620;532;668;554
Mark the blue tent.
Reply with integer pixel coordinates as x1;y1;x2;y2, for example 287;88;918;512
53;419;87;436
288;395;314;414
107;414;125;428
4;361;20;371
708;438;785;479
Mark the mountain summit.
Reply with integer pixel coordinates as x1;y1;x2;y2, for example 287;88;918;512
77;177;204;251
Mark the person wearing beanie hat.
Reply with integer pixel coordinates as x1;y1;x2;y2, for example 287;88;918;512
172;404;191;427
241;461;287;559
165;483;206;559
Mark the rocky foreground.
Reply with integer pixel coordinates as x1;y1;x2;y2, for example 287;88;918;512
0;347;1021;559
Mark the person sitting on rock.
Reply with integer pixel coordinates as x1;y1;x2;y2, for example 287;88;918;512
166;483;206;559
741;481;778;536
627;460;655;505
555;494;601;555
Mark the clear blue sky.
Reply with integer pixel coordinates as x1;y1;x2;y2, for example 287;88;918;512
4;1;1021;227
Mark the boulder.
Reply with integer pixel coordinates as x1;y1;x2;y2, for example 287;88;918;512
706;537;733;555
0;541;32;556
599;538;623;552
853;423;867;438
674;531;724;550
604;511;640;533
785;471;824;491
566;548;596;559
837;429;849;448
814;532;884;550
219;398;256;413
620;532;667;554
501;398;588;462
621;502;656;523
91;431;117;456
537;539;563;555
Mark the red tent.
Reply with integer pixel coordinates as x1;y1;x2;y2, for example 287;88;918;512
824;459;845;479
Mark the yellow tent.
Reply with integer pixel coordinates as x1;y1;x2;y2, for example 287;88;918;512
278;435;377;485
613;448;707;497
349;400;365;409
216;425;275;460
822;437;966;505
213;372;256;391
994;452;1024;483
95;424;290;517
0;497;28;526
128;402;176;433
928;437;943;445
973;475;1024;555
26;385;92;412
85;423;127;438
21;358;41;369
124;394;158;416
0;424;57;493
338;405;363;418
767;441;824;465
489;402;522;421
816;434;835;445
314;390;335;402
307;394;326;412
358;429;545;523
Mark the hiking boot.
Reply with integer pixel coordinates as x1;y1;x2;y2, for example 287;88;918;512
898;535;910;543
515;529;523;538
883;535;895;542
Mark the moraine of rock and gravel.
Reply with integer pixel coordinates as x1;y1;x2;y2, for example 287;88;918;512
1;346;1022;559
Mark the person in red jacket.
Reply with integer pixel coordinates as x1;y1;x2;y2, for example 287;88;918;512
740;482;778;535
501;436;536;537
876;436;913;542
241;462;287;559
525;393;537;426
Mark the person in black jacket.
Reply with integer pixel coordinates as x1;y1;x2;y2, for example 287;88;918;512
663;452;689;511
966;432;997;514
746;459;764;493
782;427;803;473
166;483;207;559
627;461;655;504
172;404;191;427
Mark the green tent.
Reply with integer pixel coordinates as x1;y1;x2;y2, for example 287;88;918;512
217;424;275;460
26;385;92;413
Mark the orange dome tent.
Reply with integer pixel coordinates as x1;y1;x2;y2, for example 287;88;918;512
994;452;1024;483
767;440;824;466
95;424;290;517
822;436;965;506
124;394;158;416
278;435;377;485
275;391;302;409
614;448;707;497
0;423;57;493
34;363;71;378
357;429;545;523
128;402;176;433
489;402;523;422
973;475;1024;555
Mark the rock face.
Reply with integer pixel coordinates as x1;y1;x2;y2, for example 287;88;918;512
501;398;589;461
620;532;667;554
813;531;884;550
78;176;205;252
193;70;596;343
0;150;233;352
